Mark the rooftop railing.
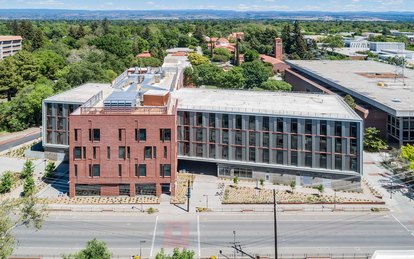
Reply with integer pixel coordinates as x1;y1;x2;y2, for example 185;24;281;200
80;106;170;115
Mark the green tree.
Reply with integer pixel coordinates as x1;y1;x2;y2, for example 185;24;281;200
344;94;356;109
0;171;14;194
21;160;34;180
188;53;210;66
0;57;21;101
363;127;388;152
241;60;272;89
64;238;112;259
212;48;231;62
401;144;414;170
133;36;149;55
33;50;66;80
44;161;56;179
155;248;195;259
261;79;292;91
133;57;162;67
192;63;223;86
91;34;132;58
244;49;259;62
321;35;344;52
218;67;245;89
293;21;308;59
290;180;296;193
281;24;294;55
23;176;35;197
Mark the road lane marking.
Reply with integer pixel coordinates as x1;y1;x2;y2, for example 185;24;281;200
197;215;201;258
392;214;411;233
150;215;158;258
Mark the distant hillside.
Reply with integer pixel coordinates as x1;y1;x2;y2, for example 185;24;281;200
0;9;414;21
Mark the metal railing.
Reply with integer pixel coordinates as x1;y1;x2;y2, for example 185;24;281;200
80;106;169;115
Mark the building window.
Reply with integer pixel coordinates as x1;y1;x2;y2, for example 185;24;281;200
335;122;342;137
209;129;216;143
118;164;122;177
74;147;82;159
83;147;86;159
135;129;138;141
88;129;92;141
93;147;97;159
276;134;283;148
118;129;123;141
160;164;171;177
183;112;190;125
160;129;171;141
305;120;312;134
249;147;256;162
164;146;167;158
249;132;256;146
320;137;327;152
153;147;157;158
127;146;130;159
74;129;79;141
222;114;229;128
320;154;327;169
196;144;203;157
263;132;269;147
305;153;312;167
249;116;255;130
222;130;229;144
263;149;269;163
74;164;78;177
235;131;242;145
335;138;342;153
88;164;92;177
93;164;100;177
93;129;100;141
335;155;342;170
222;145;229;159
196;112;203;126
291;135;298;150
184;142;190;156
139;164;147;176
277;118;284;132
107;146;110;159
262;117;269;131
209;144;216;158
305;136;312;151
291;119;298;133
196;128;203;142
209;113;216;127
184;127;190;141
350;122;357;138
119;146;126;159
144;146;152;159
236;115;242;129
235;146;242;161
277;151;284;164
350;139;357;155
320;121;327;135
140;129;146;141
291;152;298;166
350;157;358;172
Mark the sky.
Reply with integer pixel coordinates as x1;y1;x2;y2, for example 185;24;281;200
0;0;412;12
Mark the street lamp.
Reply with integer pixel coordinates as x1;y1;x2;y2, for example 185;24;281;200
139;240;146;259
203;194;209;209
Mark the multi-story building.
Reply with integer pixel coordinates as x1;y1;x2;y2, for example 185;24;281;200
173;88;363;189
68;90;177;197
370;42;405;52
285;60;414;146
0;36;22;59
42;57;365;197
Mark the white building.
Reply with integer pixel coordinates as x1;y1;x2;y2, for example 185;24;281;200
370;42;405;52
0;36;22;59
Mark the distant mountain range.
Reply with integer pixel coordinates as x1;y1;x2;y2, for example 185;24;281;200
0;9;414;21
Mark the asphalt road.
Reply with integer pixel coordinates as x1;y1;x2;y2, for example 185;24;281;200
0;132;41;153
11;213;414;258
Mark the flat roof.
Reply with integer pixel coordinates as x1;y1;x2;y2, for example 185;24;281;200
44;83;112;103
172;88;361;120
0;36;22;41
287;60;414;116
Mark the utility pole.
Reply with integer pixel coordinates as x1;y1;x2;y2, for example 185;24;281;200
187;180;191;212
232;245;255;259
273;189;278;259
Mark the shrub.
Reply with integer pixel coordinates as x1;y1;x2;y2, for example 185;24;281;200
233;176;239;185
21;160;34;179
23;176;35;197
0;171;14;194
44;161;56;179
259;178;264;187
147;207;157;214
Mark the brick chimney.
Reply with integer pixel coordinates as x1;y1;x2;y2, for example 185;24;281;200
274;37;283;60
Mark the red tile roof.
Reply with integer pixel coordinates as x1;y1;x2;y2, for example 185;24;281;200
136;51;152;58
0;36;22;41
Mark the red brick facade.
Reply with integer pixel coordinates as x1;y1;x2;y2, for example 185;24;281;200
68;111;177;197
